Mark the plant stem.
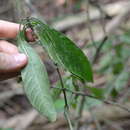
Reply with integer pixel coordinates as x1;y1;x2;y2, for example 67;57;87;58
55;65;74;130
74;96;85;130
52;86;130;113
86;0;96;48
64;107;74;130
92;36;108;63
55;65;68;108
74;81;86;130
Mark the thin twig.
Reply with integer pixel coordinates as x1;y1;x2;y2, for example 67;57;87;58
92;36;108;63
64;108;74;130
55;64;68;108
86;0;96;48
74;96;85;130
55;65;73;130
88;0;111;34
52;86;130;113
74;80;86;130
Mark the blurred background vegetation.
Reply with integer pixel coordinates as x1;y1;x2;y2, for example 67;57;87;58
0;0;130;130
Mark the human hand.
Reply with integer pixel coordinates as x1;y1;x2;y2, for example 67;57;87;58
0;20;34;81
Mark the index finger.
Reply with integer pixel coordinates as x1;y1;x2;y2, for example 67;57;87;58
0;20;19;38
0;20;35;41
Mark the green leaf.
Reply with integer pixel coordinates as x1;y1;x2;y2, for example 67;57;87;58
27;17;93;82
112;62;124;74
54;99;65;112
18;31;57;121
86;86;105;99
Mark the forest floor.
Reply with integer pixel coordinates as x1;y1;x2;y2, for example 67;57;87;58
0;0;130;130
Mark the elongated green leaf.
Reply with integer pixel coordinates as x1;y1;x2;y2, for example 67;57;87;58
27;18;93;82
17;32;57;121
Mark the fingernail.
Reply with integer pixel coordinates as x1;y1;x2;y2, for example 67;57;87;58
14;53;27;63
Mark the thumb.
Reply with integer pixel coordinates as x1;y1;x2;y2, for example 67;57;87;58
0;52;27;73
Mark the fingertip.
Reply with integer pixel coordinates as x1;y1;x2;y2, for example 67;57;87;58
14;53;28;66
0;53;28;73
